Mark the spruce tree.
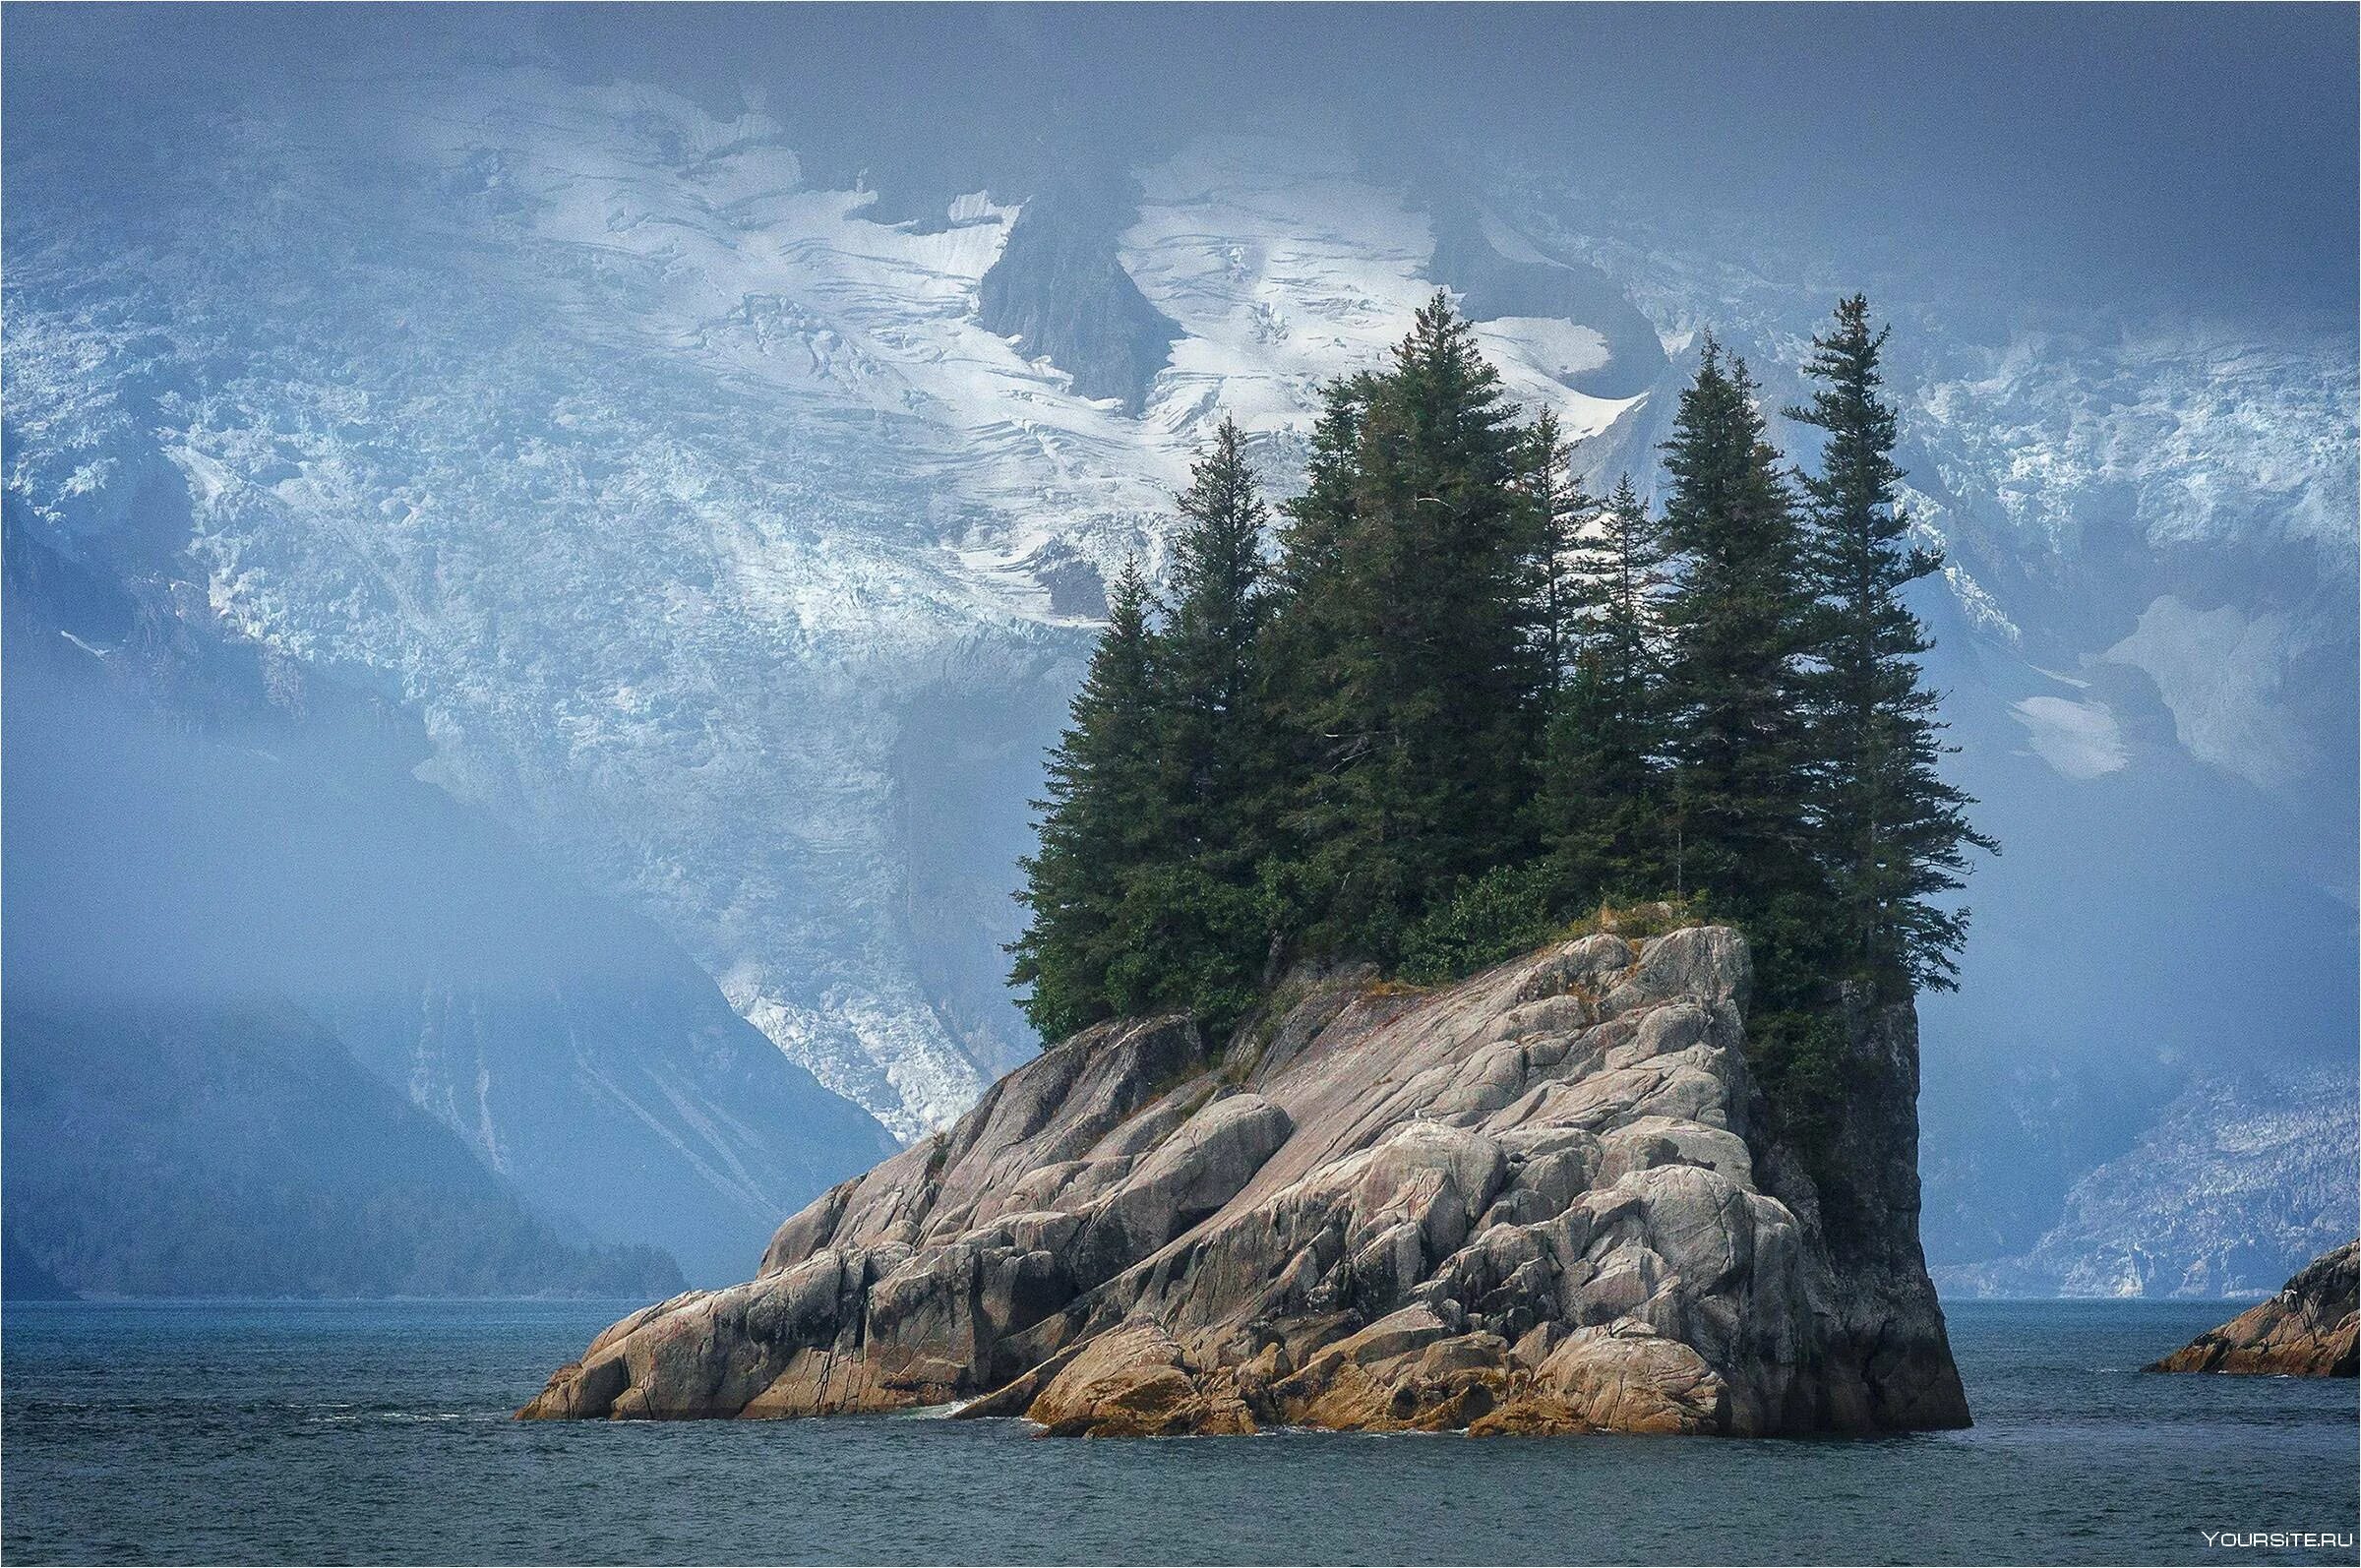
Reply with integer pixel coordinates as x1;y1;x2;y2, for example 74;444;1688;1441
1544;474;1671;900
1275;294;1544;958
1656;339;1822;928
1257;375;1373;954
1123;417;1283;1030
1006;561;1168;1039
1159;415;1277;859
1788;295;1996;995
1517;407;1590;692
1263;374;1374;800
1273;375;1377;609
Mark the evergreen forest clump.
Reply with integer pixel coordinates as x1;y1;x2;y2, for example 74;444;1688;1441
1008;294;1993;1148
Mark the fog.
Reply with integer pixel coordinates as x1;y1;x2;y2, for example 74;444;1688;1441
14;3;2355;327
5;2;2352;1292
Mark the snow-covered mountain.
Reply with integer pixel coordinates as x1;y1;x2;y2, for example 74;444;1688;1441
5;46;2352;1284
1935;1068;2359;1298
4;71;1658;1139
3;510;897;1288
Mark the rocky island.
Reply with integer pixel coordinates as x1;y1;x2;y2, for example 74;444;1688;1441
521;926;1970;1435
2148;1241;2359;1377
522;297;1993;1440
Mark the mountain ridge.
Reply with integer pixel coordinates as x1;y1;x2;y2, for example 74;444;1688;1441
4;51;2350;1287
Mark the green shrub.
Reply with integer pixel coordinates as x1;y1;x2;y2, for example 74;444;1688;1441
1397;861;1561;985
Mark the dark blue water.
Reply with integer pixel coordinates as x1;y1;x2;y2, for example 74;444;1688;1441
4;1297;2353;1564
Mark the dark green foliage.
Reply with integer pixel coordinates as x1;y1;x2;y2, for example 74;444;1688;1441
1270;294;1548;959
1399;861;1560;986
1134;417;1284;1030
1741;1003;1850;1164
1543;473;1673;901
1007;561;1168;1040
1272;374;1379;607
1098;861;1269;1033
1010;424;1288;1042
1655;338;1826;932
1158;415;1281;869
1787;295;1998;996
1518;408;1592;691
1009;294;1991;1145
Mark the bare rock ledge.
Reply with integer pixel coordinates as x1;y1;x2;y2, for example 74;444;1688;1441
2148;1241;2360;1377
520;927;1970;1435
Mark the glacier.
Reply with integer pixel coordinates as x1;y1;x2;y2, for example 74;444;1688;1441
4;72;1657;1138
4;39;2354;1284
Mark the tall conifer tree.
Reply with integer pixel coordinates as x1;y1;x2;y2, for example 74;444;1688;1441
1159;416;1277;860
1656;339;1822;926
1544;474;1671;898
1007;561;1167;1039
1277;294;1544;956
1117;417;1284;1030
1788;295;1995;995
1517;407;1590;691
1274;376;1377;606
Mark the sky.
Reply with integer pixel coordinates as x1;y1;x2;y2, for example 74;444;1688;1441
10;3;2358;328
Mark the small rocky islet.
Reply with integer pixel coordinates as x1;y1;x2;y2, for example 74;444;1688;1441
521;926;1971;1436
2148;1240;2360;1378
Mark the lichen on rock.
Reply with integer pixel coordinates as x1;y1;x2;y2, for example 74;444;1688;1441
520;926;1971;1435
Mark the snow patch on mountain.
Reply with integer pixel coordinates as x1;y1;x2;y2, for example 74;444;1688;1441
1914;328;2359;565
5;71;1080;1138
2;80;1677;1139
1517;191;2356;655
2104;596;2323;789
1122;136;1641;445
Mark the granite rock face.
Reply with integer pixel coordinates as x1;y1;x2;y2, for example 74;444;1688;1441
520;927;1970;1434
2148;1241;2360;1376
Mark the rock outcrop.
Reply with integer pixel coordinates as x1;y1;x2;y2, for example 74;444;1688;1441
2147;1241;2360;1376
520;927;1970;1434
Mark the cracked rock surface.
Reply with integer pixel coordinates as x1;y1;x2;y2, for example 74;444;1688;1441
2148;1241;2360;1377
520;927;1970;1434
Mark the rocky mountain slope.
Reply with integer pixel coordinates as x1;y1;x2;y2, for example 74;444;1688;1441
1934;1070;2359;1299
522;928;1968;1435
3;1233;82;1301
4;485;896;1292
4;993;684;1298
5;24;2351;1287
0;69;1742;1145
2149;1241;2360;1377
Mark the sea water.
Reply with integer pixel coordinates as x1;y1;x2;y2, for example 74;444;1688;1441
4;1297;2353;1564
